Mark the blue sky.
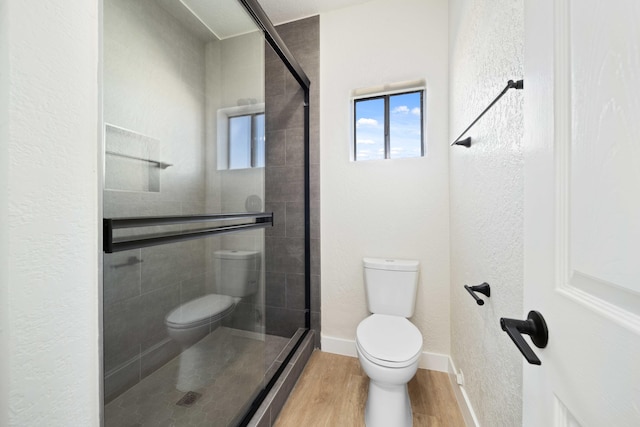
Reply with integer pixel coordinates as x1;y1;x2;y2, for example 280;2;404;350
229;113;265;169
355;92;422;160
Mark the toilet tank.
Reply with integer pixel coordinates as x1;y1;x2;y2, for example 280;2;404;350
214;250;260;297
363;257;420;317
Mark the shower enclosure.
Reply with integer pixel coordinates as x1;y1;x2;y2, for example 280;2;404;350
101;0;311;425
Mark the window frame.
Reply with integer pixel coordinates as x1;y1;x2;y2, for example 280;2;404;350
216;103;265;170
353;89;425;161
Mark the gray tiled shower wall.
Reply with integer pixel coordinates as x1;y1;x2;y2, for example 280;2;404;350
264;17;321;347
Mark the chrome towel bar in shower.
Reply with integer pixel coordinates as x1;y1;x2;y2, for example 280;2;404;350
106;151;173;169
103;212;273;253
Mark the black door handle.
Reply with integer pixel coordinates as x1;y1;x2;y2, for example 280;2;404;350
500;311;548;365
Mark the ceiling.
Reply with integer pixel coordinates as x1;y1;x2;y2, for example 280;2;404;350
156;0;376;42
258;0;377;25
180;0;257;39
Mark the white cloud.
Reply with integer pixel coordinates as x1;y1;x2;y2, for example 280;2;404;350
357;139;376;145
356;118;378;127
411;107;421;116
392;105;410;114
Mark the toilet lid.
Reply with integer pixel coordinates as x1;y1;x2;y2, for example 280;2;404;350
165;294;236;328
356;314;423;364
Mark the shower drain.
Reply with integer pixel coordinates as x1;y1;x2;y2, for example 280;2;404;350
176;391;202;407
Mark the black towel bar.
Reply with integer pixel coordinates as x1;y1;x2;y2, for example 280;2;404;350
103;212;273;253
451;79;523;147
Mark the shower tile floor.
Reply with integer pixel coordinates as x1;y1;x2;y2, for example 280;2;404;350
105;327;290;427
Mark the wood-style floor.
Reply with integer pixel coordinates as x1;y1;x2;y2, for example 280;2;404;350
275;351;466;427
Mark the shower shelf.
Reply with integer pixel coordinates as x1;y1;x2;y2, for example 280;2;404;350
103;212;273;253
106;151;173;169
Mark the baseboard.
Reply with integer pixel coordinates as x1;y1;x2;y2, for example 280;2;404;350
320;334;449;372
419;350;449;372
321;335;357;357
447;357;480;427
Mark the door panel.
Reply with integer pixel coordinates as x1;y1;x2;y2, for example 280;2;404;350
524;0;640;425
569;0;640;302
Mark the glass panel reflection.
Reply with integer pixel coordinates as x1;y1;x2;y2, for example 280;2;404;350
102;0;281;425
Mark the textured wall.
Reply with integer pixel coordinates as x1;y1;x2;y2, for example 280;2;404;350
264;16;320;343
449;0;524;425
0;0;100;425
320;0;451;357
0;0;10;423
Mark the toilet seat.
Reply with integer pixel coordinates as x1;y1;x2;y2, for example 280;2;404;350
165;294;238;329
356;314;423;368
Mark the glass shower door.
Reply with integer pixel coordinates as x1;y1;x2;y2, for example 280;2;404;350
102;0;273;425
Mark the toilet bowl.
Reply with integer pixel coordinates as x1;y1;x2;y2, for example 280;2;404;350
165;293;239;347
165;293;240;392
165;249;260;347
356;258;423;427
356;314;423;427
164;249;260;391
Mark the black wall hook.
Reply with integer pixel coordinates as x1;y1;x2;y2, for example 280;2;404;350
453;137;471;147
464;282;491;305
500;311;548;365
451;79;524;147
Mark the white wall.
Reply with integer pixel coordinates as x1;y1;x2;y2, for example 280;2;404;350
0;0;10;422
0;0;100;425
104;0;208;204
320;0;451;364
449;0;524;425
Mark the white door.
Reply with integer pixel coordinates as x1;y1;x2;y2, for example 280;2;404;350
523;0;640;426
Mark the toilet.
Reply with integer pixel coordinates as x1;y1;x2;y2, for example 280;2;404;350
356;257;423;427
165;249;259;391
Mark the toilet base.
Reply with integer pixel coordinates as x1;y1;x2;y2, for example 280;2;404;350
364;380;413;427
169;321;221;392
356;339;419;427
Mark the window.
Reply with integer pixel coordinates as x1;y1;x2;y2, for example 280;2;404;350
217;104;265;170
228;113;265;169
354;90;424;161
